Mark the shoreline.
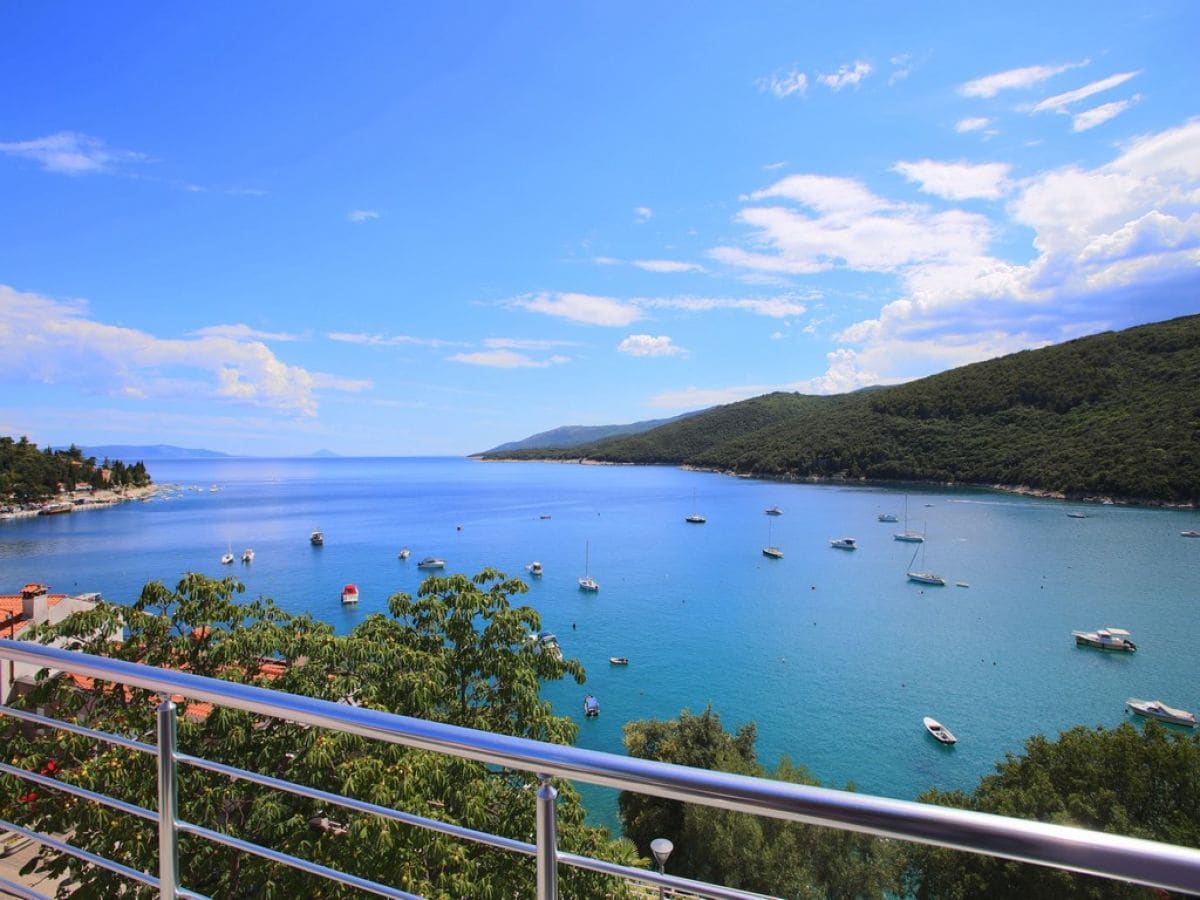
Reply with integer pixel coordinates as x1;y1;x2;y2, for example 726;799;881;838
1;484;161;521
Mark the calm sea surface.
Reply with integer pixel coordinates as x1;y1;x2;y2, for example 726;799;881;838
3;457;1198;830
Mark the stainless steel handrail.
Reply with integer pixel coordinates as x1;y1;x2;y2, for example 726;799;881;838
3;638;1200;897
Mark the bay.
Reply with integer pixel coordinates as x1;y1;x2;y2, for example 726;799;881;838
3;456;1198;832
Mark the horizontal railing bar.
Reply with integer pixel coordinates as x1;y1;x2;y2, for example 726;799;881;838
5;639;1200;894
0;873;45;900
554;849;773;899
0;817;208;899
0;703;155;755
175;818;422;900
0;761;158;824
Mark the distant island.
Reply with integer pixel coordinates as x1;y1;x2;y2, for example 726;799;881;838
482;314;1200;507
80;444;232;461
477;411;701;455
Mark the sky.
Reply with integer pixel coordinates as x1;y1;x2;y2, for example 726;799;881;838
1;3;1198;456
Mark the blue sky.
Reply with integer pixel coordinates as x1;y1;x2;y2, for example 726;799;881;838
1;3;1197;456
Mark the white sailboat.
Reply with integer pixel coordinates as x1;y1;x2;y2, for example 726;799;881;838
906;536;944;586
578;541;599;591
894;496;925;543
685;488;706;524
763;518;783;559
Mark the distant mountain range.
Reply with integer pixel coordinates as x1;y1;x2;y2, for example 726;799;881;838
82;444;233;461
477;412;702;455
483;314;1200;505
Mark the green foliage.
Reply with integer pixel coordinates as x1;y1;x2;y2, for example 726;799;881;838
486;315;1200;504
0;571;637;898
0;435;151;502
907;721;1200;898
619;707;903;898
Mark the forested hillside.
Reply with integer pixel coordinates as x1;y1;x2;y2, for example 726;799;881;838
0;437;151;503
485;315;1200;504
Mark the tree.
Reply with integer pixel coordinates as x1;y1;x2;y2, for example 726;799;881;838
906;722;1200;898
1;570;638;898
619;707;903;898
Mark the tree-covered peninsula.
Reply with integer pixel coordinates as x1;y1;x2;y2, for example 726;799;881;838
0;436;151;504
483;314;1200;505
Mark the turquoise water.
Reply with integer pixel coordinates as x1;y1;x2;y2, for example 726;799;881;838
3;457;1198;830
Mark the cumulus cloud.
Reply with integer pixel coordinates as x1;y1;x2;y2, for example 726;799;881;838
633;259;705;273
634;206;653;223
1072;98;1137;132
1032;71;1140;113
513;292;642;326
0;131;150;175
348;209;381;222
817;61;872;91
448;350;569;368
192;324;304;342
758;69;808;98
955;117;991;134
893;160;1012;200
958;61;1085;98
0;285;368;415
617;334;684;357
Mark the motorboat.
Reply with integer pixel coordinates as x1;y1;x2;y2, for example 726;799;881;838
1073;627;1136;652
1067;512;1089;519
310;530;324;546
241;548;254;563
527;561;544;577
923;717;957;744
609;656;629;665
830;537;857;550
417;557;446;570
340;584;359;604
583;694;600;718
220;551;235;565
765;506;783;516
685;513;707;524
536;632;562;660
877;513;898;523
398;547;411;559
1182;530;1200;538
579;541;599;591
1126;698;1196;727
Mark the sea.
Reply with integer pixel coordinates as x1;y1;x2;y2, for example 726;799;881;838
2;456;1198;832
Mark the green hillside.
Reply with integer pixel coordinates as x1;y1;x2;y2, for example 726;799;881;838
485;315;1200;504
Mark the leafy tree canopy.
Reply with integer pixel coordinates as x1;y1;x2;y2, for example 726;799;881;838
0;435;150;502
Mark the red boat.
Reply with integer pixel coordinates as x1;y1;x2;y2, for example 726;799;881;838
340;584;359;604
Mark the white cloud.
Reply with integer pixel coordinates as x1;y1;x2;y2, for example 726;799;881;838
758;69;808;98
483;337;577;350
893;160;1012;200
0;131;149;175
643;295;808;318
192;324;303;342
955;117;991;134
1032;71;1140;113
348;209;381;222
763;161;788;171
1072;98;1137;132
617;334;684;357
817;61;872;91
514;292;642;326
328;331;464;349
0;285;368;415
448;350;569;368
959;61;1085;98
634;206;653;223
633;259;705;273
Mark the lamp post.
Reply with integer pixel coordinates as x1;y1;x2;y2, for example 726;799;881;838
650;837;673;899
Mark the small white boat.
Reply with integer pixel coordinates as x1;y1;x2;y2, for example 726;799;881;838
527;561;543;577
398;547;410;559
762;546;784;559
609;656;629;665
220;551;235;565
536;632;563;660
906;536;944;585
1067;512;1089;519
1073;627;1136;652
1126;698;1196;727
1182;530;1200;538
893;497;925;543
685;513;707;524
765;506;783;516
583;694;600;717
830;537;857;550
241;548;254;563
341;583;359;604
417;557;445;570
310;530;324;546
579;541;599;591
877;513;898;523
923;716;957;744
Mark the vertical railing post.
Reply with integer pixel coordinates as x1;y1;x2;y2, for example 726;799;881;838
535;773;558;900
157;700;179;898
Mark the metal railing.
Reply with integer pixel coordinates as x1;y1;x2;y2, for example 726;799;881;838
2;638;1200;898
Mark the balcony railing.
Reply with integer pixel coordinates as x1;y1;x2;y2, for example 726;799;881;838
2;638;1200;899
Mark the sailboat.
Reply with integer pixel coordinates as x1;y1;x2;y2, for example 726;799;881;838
685;488;706;524
906;535;944;585
762;518;783;559
578;541;599;591
893;496;925;543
